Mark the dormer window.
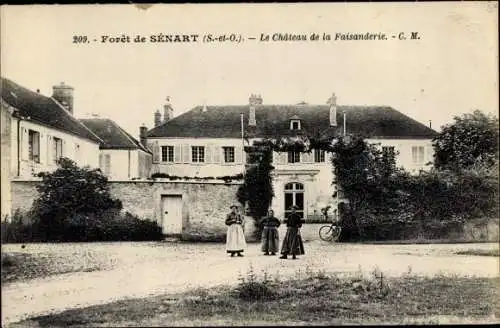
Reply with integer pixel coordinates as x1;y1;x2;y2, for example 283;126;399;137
290;115;301;130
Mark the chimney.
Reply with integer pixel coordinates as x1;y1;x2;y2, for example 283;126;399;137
248;93;262;126
139;124;148;147
52;82;74;114
163;96;174;123
154;110;162;127
328;92;337;127
429;120;432;129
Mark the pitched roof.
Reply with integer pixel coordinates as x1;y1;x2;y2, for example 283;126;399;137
1;77;101;143
147;104;438;140
79;118;151;153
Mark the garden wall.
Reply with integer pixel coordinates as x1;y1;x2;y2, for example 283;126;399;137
10;179;256;241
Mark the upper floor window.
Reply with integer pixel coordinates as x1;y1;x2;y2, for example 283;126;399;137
314;149;325;163
161;146;174;162
53;137;63;164
288;151;301;163
28;130;40;163
191;146;205;163
223;146;235;163
412;146;425;164
290;120;301;130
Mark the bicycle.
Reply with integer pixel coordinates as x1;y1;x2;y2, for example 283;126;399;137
319;211;342;242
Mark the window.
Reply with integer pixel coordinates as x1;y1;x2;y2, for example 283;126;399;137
412;146;425;164
288;151;301;163
223;146;235;163
161;146;174;162
314;149;325;163
28;130;40;163
191;146;205;163
290;120;301;130
53;137;63;164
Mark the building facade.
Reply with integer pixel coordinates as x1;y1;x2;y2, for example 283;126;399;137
1;78;103;217
146;93;438;220
80;118;152;180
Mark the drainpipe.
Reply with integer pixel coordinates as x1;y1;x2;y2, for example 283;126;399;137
128;149;131;179
16;117;22;177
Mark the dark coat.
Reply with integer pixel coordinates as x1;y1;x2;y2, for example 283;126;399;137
284;213;305;228
225;213;243;226
260;216;281;228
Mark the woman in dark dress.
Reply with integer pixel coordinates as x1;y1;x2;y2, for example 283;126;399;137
279;205;305;260
260;209;281;256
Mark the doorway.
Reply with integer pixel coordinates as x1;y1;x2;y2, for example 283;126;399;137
284;182;304;218
161;195;183;235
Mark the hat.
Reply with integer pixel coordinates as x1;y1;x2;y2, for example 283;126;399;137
230;204;239;209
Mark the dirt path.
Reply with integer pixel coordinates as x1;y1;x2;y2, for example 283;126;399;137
2;241;499;325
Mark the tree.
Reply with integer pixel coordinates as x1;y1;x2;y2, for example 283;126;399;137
433;110;499;171
236;144;274;236
31;157;122;241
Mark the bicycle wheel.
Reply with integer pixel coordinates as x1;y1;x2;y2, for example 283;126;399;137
319;225;334;241
331;226;341;241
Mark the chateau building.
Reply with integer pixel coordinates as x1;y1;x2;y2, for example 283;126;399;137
146;93;438;219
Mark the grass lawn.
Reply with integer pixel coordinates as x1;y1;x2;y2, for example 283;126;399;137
9;270;500;327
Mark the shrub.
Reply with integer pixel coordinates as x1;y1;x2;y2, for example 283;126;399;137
1;211;164;243
234;266;276;301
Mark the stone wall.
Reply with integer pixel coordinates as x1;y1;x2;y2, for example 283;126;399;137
10;179;255;241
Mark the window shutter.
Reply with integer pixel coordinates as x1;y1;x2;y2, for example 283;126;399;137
279;152;287;164
62;139;66;158
273;151;279;164
182;144;190;163
174;145;181;163
303;152;313;163
426;145;433;164
235;146;243;164
47;136;52;164
21;129;29;160
105;154;111;175
152;141;160;163
99;153;104;170
213;146;221;163
39;134;45;164
205;144;213;164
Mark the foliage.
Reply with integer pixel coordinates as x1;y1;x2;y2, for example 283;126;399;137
331;135;499;242
150;173;244;183
433;110;499;171
6;158;164;242
236;143;275;236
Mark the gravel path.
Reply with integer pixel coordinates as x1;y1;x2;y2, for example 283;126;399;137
2;240;499;325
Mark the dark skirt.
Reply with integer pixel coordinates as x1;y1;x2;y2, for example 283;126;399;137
261;227;279;253
280;227;305;256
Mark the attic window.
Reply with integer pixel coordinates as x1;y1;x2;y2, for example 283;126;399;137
290;119;301;130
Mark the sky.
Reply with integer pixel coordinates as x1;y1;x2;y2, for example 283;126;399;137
1;3;498;139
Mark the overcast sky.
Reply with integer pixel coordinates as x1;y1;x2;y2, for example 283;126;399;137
1;3;498;139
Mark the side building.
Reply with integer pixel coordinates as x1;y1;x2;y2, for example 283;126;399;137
1;78;102;217
79;118;153;180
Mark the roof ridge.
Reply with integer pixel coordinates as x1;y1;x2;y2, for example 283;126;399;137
50;97;105;144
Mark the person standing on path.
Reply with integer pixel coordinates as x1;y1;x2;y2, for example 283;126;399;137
260;209;281;256
225;204;246;257
279;205;305;260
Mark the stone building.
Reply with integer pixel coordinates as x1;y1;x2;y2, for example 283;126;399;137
146;93;438;220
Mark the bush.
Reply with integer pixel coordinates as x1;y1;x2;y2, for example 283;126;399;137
1;211;164;243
